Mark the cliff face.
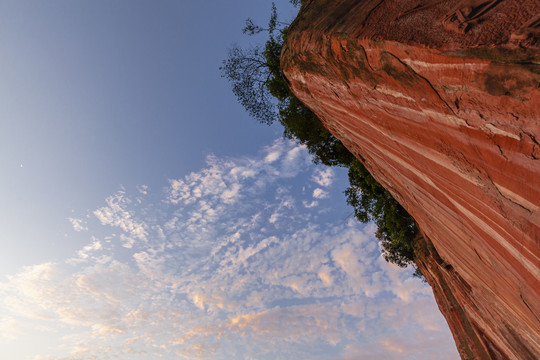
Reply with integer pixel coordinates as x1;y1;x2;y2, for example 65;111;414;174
281;1;540;359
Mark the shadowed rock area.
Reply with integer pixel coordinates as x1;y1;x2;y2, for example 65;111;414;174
281;0;539;358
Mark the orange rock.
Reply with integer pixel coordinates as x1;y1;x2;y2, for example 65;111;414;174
282;1;539;359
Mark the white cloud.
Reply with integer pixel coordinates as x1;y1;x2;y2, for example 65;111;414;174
68;218;88;232
313;188;329;199
317;265;333;286
93;192;147;243
137;185;148;195
220;183;241;204
119;234;136;249
312;168;334;187
280;143;309;178
0;139;458;360
303;200;318;208
76;238;102;260
265;151;281;163
263;139;284;164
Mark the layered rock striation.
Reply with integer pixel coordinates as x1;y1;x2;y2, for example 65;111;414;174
282;1;540;359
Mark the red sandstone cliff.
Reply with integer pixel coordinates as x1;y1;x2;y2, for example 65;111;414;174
281;1;540;359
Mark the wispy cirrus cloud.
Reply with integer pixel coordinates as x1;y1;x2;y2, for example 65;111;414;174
93;191;148;248
313;188;329;199
68;218;88;232
0;139;458;360
312;167;334;187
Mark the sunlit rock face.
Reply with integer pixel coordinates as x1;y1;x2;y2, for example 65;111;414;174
282;1;540;359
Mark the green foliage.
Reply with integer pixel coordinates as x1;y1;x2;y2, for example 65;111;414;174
222;2;420;270
345;161;418;267
221;45;277;125
278;95;355;167
243;3;278;35
289;0;306;6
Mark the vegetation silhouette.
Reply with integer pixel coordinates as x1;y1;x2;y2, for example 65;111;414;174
221;1;420;271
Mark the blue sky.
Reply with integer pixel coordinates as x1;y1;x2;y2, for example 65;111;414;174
0;1;459;359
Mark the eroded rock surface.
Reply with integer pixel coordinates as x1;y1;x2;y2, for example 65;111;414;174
282;1;539;358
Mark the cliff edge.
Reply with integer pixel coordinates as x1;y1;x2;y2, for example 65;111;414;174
282;1;540;359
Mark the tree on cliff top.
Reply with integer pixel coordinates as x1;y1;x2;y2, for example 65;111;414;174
221;3;353;167
221;2;419;270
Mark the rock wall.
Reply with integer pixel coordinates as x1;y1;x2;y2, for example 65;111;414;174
281;1;540;359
